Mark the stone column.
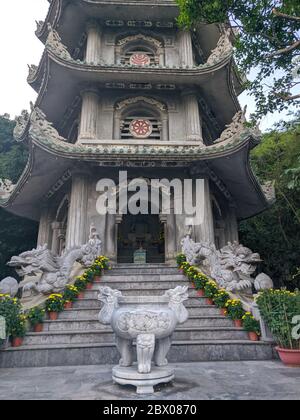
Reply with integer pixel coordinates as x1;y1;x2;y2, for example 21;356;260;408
66;171;89;248
165;211;177;262
78;89;99;141
105;214;117;261
37;206;52;246
161;116;169;141
198;178;214;244
183;91;203;142
85;20;102;65
178;31;194;67
51;222;63;255
227;205;239;243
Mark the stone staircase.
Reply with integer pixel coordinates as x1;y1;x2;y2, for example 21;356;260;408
0;264;275;368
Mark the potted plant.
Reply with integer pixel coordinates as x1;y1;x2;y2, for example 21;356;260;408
204;280;219;305
256;289;300;366
27;307;45;332
242;312;261;341
74;277;88;298
0;295;24;346
180;261;191;276
225;299;245;327
63;285;79;308
176;254;187;269
91;256;110;281
214;290;230;315
11;314;27;347
45;294;64;320
194;273;209;297
84;269;95;289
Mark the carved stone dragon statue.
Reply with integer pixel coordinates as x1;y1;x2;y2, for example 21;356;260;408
2;225;102;299
181;235;273;294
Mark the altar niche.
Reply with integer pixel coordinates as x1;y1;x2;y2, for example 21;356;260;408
117;213;165;264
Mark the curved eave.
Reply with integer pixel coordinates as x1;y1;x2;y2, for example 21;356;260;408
37;0;179;44
0;143;70;221
30;51;239;128
1;131;268;221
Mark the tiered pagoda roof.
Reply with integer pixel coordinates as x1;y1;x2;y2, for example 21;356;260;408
0;0;273;221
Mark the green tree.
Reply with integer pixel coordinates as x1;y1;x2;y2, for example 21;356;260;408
176;0;300;119
0;114;38;279
239;117;300;289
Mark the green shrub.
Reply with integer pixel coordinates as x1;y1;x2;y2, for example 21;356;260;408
27;307;45;326
256;289;300;349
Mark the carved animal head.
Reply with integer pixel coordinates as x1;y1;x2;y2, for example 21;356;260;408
7;245;58;278
98;286;123;324
164;286;189;324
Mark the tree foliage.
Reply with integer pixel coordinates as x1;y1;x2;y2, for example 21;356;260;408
176;0;300;119
0;115;38;279
239;116;300;289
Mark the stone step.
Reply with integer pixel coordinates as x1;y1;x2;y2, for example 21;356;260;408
58;304;220;320
42;315;234;332
100;274;186;282
83;287;197;298
72;297;205;309
22;326;249;346
0;341;276;368
93;280;189;290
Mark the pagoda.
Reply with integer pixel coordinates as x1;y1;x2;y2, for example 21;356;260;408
0;0;271;264
0;0;276;369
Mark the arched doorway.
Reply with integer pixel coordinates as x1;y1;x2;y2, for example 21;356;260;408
117;213;165;264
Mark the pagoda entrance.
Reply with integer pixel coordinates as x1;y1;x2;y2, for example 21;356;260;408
117;214;165;264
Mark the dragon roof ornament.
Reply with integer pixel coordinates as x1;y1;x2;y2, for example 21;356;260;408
13;110;30;142
214;106;261;144
29;105;67;143
0;179;15;199
46;23;73;61
27;64;38;84
206;29;233;66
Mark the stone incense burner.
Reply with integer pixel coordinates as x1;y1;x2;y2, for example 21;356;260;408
98;286;189;394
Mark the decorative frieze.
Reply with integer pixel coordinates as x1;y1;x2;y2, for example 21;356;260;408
44;170;72;200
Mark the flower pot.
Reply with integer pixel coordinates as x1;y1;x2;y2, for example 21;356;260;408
64;301;73;309
248;332;259;342
48;311;58;321
206;298;214;305
233;319;242;328
78;292;85;299
86;283;93;290
33;323;43;333
196;289;205;297
11;337;23;347
276;347;300;367
220;308;227;316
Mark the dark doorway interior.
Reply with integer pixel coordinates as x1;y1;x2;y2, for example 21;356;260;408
117;214;165;264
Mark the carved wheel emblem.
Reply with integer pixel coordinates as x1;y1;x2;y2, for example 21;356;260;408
129;119;153;138
130;53;151;66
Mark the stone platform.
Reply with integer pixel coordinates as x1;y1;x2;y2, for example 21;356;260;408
0;361;299;400
112;365;175;394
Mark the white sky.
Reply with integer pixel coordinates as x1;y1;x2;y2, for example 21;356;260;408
0;1;295;131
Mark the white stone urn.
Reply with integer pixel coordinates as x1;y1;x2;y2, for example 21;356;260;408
98;286;189;393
